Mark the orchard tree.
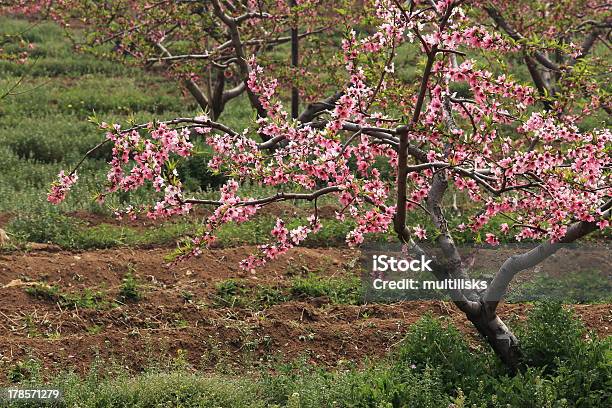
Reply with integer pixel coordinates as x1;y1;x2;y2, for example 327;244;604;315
49;0;611;370
47;0;351;120
481;0;611;115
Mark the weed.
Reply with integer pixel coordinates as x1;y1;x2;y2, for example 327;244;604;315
6;358;42;384
290;274;362;305
25;283;110;310
87;325;104;335
181;290;194;303
119;266;142;302
214;279;249;308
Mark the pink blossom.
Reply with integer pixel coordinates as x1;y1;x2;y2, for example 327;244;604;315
413;225;427;240
47;171;78;204
485;233;499;246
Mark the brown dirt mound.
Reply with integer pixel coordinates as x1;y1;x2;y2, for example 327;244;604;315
0;246;609;383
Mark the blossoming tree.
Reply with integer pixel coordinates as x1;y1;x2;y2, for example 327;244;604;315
481;0;611;114
49;0;610;369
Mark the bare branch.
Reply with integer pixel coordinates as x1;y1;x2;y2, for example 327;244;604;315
485;6;560;71
184;186;342;206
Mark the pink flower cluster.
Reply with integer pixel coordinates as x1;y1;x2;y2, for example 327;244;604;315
47;171;78;204
240;215;322;270
442;26;516;52
98;122;197;219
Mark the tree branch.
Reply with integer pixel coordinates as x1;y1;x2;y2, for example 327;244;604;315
483;199;612;310
184;186;342;206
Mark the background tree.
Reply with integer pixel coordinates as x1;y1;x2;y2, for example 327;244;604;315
481;0;611;116
47;0;352;120
0;0;37;102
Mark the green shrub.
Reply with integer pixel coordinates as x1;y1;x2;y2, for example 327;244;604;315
262;362;451;408
177;147;227;191
395;314;494;396
6;359;42;384
517;301;611;407
7;208;81;247
518;301;588;370
8;133;69;163
490;367;566;408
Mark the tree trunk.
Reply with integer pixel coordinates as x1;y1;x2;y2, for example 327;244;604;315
465;302;521;372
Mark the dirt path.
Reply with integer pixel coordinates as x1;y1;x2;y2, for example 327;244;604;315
0;246;610;380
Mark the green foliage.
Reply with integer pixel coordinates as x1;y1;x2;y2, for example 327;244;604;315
6;206;202;249
176;145;227;191
119;266;142;302
7;207;81;247
506;270;612;304
3;370;267;408
255;286;287;309
214;279;249;308
519;301;589;370
490;367;570;408
213;279;287;310
262;362;451;408
0;17;200;214
6;358;42;384
5;310;611;407
290;274;362;305
25;284;110;310
212;274;363;310
395;314;495;396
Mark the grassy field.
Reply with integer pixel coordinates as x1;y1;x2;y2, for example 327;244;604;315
0;18;197;212
0;17;291;249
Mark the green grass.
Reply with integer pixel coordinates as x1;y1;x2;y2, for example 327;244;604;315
212;272;362;310
119;266;143;302
2;205;360;250
3;303;610;407
0;17;212;216
290;274;362;305
506;269;612;304
25;283;112;310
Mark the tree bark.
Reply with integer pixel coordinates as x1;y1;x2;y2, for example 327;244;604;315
466;303;521;371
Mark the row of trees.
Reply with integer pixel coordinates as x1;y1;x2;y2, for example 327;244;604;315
4;0;610;369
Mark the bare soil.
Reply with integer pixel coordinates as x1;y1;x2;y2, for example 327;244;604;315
0;245;610;383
